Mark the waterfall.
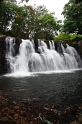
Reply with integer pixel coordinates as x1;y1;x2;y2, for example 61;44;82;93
5;37;82;73
49;40;55;50
5;37;16;72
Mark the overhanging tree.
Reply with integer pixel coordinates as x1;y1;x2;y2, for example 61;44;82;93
62;0;82;34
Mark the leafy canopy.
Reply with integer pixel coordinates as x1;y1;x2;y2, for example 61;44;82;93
62;0;82;34
54;32;82;42
0;1;62;40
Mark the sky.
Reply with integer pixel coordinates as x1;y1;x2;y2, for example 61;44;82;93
17;0;69;21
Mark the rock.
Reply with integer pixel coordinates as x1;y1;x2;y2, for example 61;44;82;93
2;101;9;107
14;106;20;110
0;117;8;124
14;113;19;120
8;110;15;116
20;106;27;111
20;110;27;117
70;121;79;124
14;113;19;117
78;114;82;124
0;103;2;107
0;36;21;74
8;116;13;120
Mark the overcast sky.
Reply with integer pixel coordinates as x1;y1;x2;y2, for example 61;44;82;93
18;0;69;21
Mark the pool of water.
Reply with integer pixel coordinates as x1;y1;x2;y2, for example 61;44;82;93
0;69;82;109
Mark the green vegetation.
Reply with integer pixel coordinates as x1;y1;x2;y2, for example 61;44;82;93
0;2;18;35
37;14;62;40
54;0;82;42
0;0;82;41
62;0;82;34
55;33;82;42
0;1;62;40
0;0;29;3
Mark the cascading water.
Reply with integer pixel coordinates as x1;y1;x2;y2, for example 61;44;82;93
5;37;16;72
49;40;55;50
5;37;82;73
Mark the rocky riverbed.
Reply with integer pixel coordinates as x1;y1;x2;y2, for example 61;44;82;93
0;92;82;124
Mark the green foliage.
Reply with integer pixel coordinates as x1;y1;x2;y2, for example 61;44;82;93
39;14;56;25
54;33;70;42
0;2;18;35
11;6;28;38
70;34;82;41
62;0;82;34
35;5;48;18
1;0;29;3
37;14;62;40
54;33;82;42
0;2;62;39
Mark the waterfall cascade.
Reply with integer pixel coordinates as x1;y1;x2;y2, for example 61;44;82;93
5;37;82;73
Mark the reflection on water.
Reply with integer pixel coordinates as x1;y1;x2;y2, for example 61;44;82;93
0;69;82;109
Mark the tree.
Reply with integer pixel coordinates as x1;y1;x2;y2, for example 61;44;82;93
35;5;48;18
0;1;62;39
11;5;36;38
3;0;29;3
0;0;16;3
0;2;18;35
37;14;62;40
0;1;34;38
0;0;29;5
62;0;82;34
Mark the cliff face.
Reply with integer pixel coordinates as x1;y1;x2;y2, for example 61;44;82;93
69;41;82;59
0;36;21;74
0;36;6;74
0;36;82;74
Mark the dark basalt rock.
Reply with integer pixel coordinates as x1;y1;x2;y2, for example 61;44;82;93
68;41;82;60
0;36;21;75
0;36;7;74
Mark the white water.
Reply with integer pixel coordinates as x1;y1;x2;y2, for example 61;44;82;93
5;37;82;75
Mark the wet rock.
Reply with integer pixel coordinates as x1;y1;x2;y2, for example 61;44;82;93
1;93;82;124
0;103;2;107
8;116;13;120
0;117;8;124
14;114;19;120
14;113;19;117
8;110;15;117
20;110;27;117
78;114;82;124
70;121;79;124
14;106;20;110
2;101;9;107
20;106;27;111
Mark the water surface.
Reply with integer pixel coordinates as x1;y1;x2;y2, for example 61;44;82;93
0;69;82;109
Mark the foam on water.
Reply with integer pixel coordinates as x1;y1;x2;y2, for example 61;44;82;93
4;68;82;78
4;72;36;77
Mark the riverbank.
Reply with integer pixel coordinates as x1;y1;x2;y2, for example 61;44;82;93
0;93;82;124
